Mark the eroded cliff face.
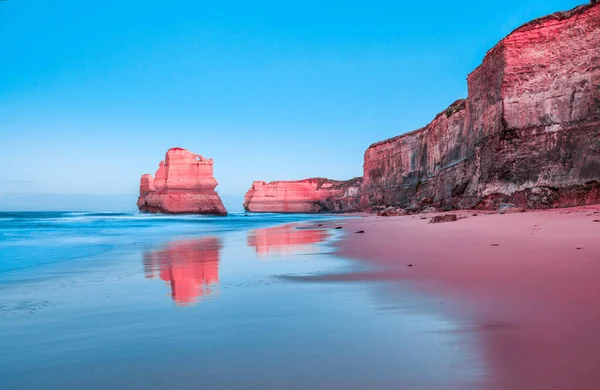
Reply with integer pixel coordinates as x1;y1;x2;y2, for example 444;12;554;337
243;177;362;213
137;148;227;215
361;2;600;211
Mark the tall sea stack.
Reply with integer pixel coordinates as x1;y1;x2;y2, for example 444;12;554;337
137;148;227;215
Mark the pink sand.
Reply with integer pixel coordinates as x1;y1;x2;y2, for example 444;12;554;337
329;205;600;390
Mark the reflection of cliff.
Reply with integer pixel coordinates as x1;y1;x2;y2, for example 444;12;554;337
143;237;222;306
247;225;329;256
360;248;600;390
324;209;600;390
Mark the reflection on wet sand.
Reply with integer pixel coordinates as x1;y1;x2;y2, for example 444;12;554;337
143;237;222;306
247;225;329;256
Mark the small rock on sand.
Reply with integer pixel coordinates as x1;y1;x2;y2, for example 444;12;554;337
430;214;458;223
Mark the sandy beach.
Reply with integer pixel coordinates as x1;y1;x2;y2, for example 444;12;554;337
307;205;600;389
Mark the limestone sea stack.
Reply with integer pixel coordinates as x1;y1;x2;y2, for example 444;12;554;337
361;1;600;211
137;148;227;215
243;178;362;213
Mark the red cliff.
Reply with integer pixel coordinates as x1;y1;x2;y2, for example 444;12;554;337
243;177;362;213
361;1;600;211
137;148;227;215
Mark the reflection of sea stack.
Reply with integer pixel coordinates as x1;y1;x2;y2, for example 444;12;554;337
247;225;329;256
143;237;222;306
137;148;227;215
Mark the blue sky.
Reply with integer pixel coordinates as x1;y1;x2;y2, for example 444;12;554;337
0;0;584;210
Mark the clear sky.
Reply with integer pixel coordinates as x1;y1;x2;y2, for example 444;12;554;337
0;0;585;211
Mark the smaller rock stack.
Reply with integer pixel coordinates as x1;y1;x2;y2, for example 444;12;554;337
243;177;362;213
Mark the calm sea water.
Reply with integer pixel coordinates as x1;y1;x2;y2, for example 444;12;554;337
0;212;485;389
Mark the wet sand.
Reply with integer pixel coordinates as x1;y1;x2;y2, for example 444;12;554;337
319;205;600;390
1;214;486;390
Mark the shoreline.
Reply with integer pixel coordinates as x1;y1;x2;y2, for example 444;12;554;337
309;205;600;389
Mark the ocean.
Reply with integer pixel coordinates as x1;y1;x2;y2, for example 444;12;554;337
0;211;333;273
0;212;484;389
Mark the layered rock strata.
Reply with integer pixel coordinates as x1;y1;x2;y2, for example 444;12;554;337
137;148;227;215
243;177;362;213
361;2;600;211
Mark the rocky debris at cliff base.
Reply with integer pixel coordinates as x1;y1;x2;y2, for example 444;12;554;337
498;204;526;215
377;207;408;217
430;214;459;224
376;205;447;216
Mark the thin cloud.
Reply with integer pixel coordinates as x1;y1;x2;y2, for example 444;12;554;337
0;180;37;184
